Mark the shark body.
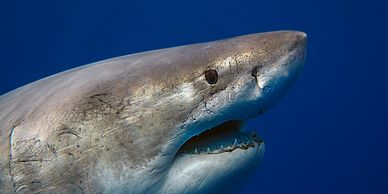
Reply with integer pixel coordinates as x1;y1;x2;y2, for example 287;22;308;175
0;31;307;193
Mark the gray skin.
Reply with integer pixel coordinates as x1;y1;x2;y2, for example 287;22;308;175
0;31;307;193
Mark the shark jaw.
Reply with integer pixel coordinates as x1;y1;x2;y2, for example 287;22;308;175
177;121;263;155
162;120;265;194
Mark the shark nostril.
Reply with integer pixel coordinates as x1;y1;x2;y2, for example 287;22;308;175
251;67;258;77
251;67;258;82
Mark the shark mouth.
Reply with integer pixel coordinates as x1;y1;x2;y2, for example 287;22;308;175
177;121;263;155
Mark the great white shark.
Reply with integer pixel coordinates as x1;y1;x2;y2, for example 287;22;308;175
0;31;307;193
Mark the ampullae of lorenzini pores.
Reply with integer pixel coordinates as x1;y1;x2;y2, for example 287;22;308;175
0;31;307;194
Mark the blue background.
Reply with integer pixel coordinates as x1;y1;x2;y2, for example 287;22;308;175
1;0;387;193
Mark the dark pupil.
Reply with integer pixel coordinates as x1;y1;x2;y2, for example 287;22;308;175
205;69;218;84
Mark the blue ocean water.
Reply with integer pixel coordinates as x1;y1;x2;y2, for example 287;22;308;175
0;0;387;193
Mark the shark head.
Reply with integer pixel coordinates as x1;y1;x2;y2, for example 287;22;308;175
157;31;307;193
0;31;306;193
90;31;307;193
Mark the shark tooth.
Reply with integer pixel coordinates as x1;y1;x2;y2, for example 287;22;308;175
242;143;248;148
194;148;199;154
233;138;238;148
207;148;211;153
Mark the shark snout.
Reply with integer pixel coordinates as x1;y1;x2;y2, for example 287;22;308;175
292;31;307;60
280;31;307;78
249;31;307;76
249;31;307;114
287;31;307;75
294;31;307;47
275;31;307;64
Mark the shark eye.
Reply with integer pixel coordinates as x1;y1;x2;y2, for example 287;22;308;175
205;69;218;84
